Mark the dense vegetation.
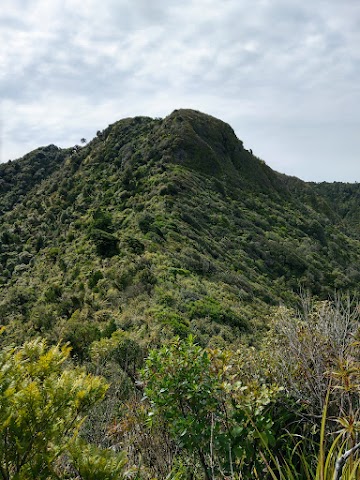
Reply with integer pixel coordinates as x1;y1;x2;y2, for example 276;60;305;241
1;109;360;477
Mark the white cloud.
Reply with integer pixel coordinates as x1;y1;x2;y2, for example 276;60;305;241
1;0;359;181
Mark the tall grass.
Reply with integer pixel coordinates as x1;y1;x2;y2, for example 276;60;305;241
258;387;360;480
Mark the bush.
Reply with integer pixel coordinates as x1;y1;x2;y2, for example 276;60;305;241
138;213;154;234
62;311;101;361
0;337;108;479
125;237;145;255
88;270;104;289
188;296;249;331
90;228;119;257
68;439;133;479
142;336;283;478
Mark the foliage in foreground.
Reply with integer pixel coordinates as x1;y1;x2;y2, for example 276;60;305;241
2;298;360;479
142;335;285;478
139;298;360;479
0;336;134;479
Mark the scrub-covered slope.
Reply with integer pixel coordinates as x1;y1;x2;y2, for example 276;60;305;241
1;109;359;352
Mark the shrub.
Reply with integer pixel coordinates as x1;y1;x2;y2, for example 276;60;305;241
138;213;154;233
125;237;145;255
62;311;101;361
188;296;249;331
0;337;108;479
90;228;119;257
142;336;283;478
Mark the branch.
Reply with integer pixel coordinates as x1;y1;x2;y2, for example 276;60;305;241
334;441;360;480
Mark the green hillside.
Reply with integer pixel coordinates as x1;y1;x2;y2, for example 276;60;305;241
1;109;360;351
2;109;360;478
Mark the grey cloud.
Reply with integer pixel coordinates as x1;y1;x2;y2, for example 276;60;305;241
1;0;360;181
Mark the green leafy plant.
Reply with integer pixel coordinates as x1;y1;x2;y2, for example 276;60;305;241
142;336;228;479
142;336;283;479
0;337;108;479
68;438;136;480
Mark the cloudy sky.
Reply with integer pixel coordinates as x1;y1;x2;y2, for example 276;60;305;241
1;0;359;181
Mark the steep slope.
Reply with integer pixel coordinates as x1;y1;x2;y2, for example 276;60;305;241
310;182;360;235
1;109;360;353
0;144;69;213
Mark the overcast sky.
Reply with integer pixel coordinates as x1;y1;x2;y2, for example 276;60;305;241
1;0;359;182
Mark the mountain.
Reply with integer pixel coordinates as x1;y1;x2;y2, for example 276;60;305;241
1;108;360;354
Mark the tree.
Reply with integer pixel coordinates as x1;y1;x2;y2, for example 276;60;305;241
142;336;284;478
142;336;225;479
0;337;108;479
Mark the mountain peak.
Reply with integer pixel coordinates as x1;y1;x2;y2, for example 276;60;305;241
1;108;360;352
144;109;281;194
166;108;237;137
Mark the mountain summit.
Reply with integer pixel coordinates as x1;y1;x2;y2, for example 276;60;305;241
160;109;282;190
1;109;360;351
